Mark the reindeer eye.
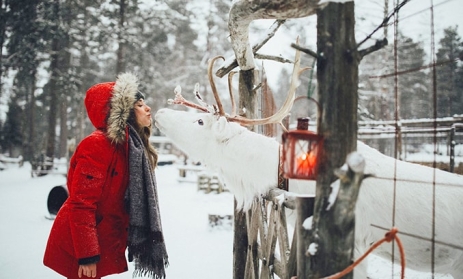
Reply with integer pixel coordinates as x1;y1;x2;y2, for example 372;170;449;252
197;119;204;126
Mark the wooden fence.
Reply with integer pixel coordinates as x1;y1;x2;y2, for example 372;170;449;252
243;188;315;279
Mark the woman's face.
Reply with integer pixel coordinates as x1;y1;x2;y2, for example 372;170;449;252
134;99;152;127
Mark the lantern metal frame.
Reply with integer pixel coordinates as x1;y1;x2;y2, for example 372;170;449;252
282;117;323;180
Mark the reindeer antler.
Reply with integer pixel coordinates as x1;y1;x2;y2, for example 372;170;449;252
168;39;306;128
226;39;305;127
167;85;210;113
208;56;226;116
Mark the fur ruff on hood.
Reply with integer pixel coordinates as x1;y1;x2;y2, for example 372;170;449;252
84;72;139;144
107;73;139;144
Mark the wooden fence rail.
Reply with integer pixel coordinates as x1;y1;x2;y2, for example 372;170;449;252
243;188;315;279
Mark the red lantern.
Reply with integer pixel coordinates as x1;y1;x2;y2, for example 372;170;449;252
282;117;323;180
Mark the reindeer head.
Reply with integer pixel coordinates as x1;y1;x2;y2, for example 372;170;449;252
154;46;307;209
155;106;248;164
157;43;304;125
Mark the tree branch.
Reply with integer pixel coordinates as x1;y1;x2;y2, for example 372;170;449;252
253;19;286;52
358;38;388;59
254;53;293;64
290;43;318;59
356;0;411;49
216;20;286;78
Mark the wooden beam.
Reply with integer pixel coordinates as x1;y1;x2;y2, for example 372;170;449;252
233;69;257;279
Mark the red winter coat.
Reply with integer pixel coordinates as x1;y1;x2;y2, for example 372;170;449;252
44;74;140;278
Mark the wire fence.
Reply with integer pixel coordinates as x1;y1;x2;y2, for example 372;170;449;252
362;0;463;276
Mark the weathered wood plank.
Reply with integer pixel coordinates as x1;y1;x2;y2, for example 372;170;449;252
277;205;290;274
296;196;316;279
246;203;261;279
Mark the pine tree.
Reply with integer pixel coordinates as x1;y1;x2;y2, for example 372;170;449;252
358;44;395;121
0;0;8;99
358;33;429;121
1;97;23;156
4;0;43;160
397;33;429;119
436;26;463;117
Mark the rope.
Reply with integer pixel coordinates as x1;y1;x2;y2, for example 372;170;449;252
291;227;406;279
321;227;405;279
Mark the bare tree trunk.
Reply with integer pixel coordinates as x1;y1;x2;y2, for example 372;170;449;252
296;196;315;278
75;0;91;143
46;0;70;164
26;71;37;161
116;0;126;74
0;0;6;102
309;2;360;278
45;39;60;162
59;96;68;159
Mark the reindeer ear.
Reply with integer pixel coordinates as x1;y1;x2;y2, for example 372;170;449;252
213;116;235;141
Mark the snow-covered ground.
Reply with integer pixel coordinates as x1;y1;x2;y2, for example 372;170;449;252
0;160;455;279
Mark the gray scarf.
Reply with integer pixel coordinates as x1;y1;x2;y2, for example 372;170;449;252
125;125;168;278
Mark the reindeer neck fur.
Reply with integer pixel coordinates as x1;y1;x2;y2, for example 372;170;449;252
204;120;281;210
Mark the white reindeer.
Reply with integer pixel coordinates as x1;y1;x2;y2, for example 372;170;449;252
353;141;463;279
155;50;305;210
154;55;463;278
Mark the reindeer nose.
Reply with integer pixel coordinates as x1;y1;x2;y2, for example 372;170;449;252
155;108;167;116
154;109;166;129
154;108;165;121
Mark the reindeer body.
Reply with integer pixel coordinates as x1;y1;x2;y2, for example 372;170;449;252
354;142;463;278
155;108;463;278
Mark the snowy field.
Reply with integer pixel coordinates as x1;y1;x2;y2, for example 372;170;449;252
0;161;454;279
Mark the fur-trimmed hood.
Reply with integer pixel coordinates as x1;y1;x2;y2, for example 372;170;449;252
84;73;139;144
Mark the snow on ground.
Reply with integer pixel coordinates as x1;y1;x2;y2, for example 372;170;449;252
0;162;234;279
0;161;455;278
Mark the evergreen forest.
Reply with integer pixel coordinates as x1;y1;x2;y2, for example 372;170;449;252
0;0;462;162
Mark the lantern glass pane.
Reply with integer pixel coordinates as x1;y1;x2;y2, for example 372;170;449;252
282;136;295;177
293;138;318;179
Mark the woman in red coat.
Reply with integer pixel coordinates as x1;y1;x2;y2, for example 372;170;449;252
44;73;168;279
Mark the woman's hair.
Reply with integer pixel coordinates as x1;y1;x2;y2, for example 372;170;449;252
127;109;158;169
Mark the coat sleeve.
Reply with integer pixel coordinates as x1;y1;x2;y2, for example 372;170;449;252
67;134;113;261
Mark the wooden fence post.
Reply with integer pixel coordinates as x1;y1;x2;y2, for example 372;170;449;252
295;195;315;279
233;68;257;279
311;1;361;278
303;153;366;278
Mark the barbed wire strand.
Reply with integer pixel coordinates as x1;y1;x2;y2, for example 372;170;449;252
357;0;411;48
383;0;457;27
371;224;463;251
368;56;462;79
368;175;463;188
430;0;439;275
392;0;401;276
359;0;457;45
